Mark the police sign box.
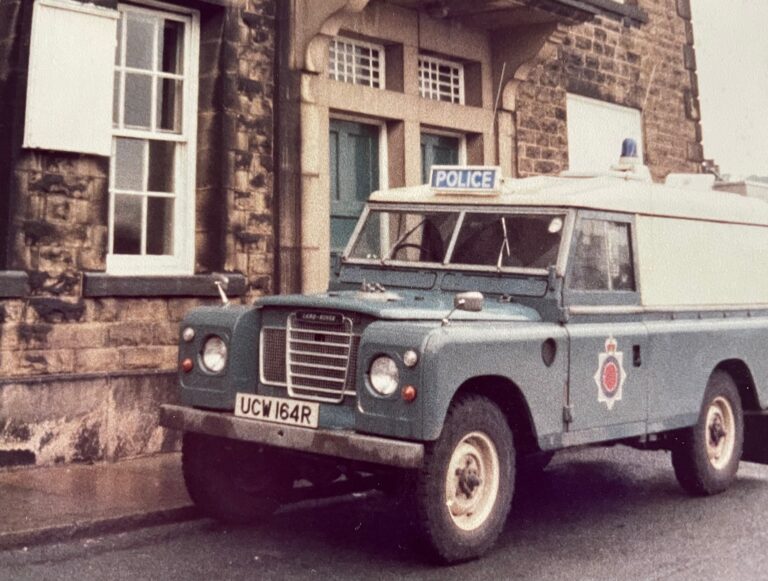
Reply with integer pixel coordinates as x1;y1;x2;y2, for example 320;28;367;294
429;165;501;194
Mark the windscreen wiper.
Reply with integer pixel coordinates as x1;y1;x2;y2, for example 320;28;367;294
496;217;511;270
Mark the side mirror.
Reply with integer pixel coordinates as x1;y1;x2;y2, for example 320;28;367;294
454;291;484;312
443;291;484;326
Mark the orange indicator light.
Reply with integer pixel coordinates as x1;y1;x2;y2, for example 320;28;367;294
402;385;417;402
181;358;194;373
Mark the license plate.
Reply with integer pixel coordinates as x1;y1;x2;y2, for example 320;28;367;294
235;393;319;429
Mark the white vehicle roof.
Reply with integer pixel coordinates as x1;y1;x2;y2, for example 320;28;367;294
369;173;768;226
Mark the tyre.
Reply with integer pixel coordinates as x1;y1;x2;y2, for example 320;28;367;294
415;395;514;563
182;432;294;523
671;370;743;496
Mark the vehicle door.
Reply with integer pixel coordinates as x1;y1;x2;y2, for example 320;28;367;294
563;211;649;440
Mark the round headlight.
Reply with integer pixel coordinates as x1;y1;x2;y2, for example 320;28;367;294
369;356;399;396
201;336;228;373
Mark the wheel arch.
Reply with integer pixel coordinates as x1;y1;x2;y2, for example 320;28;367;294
714;359;760;411
452;375;539;456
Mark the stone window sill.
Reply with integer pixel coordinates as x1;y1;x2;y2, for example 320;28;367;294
0;271;29;298
82;273;248;298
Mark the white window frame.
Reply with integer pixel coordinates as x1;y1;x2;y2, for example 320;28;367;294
418;54;465;105
107;1;199;275
566;94;643;173
328;37;386;89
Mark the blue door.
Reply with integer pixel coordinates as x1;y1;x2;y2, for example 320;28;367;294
421;132;459;184
329;119;379;259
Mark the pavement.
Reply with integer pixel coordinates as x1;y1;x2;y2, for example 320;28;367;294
0;453;197;550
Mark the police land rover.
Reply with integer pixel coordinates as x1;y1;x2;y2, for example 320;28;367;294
161;142;768;563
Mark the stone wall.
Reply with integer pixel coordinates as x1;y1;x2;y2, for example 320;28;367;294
516;0;702;180
0;373;179;468
0;0;276;468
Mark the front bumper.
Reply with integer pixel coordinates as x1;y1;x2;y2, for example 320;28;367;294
160;404;424;469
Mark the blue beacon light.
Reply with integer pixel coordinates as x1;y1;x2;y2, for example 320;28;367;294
621;137;638;159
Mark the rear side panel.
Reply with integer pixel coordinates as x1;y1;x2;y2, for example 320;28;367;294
644;315;768;434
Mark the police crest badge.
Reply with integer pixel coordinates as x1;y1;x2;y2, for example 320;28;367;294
594;336;627;410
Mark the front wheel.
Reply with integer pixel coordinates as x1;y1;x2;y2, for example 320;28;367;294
671;370;743;496
182;432;295;523
415;395;514;563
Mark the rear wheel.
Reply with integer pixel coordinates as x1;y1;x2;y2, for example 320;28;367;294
415;395;514;563
182;432;294;523
671;371;743;496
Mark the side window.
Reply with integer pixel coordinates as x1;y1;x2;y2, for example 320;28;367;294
570;219;635;291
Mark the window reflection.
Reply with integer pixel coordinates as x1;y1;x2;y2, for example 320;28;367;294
570;220;635;291
451;213;563;269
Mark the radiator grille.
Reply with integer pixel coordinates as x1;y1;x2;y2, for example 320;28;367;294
287;314;353;403
259;316;360;403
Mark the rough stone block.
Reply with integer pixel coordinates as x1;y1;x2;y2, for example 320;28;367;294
167;298;207;322
117;299;169;322
107;373;179;460
84;298;120;323
682;44;696;71
108;322;156;347
23;323;106;350
154;321;180;346
19;349;75;375
75;348;122;373
676;0;692;20
121;346;176;370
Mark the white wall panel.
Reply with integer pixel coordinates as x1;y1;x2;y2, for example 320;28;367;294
24;0;118;156
566;94;643;173
637;214;768;307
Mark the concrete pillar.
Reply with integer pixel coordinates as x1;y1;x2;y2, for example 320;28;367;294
403;120;422;187
497;110;515;176
299;75;331;294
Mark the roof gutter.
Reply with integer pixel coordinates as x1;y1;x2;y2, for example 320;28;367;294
539;0;648;25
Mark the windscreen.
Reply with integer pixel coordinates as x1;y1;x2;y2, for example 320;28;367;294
450;213;565;269
348;209;460;263
347;207;566;270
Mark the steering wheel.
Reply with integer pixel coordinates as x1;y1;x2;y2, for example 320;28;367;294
390;243;424;259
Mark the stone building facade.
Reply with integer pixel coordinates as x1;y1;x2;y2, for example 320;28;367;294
515;0;701;181
0;0;276;467
0;0;702;468
278;0;703;295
